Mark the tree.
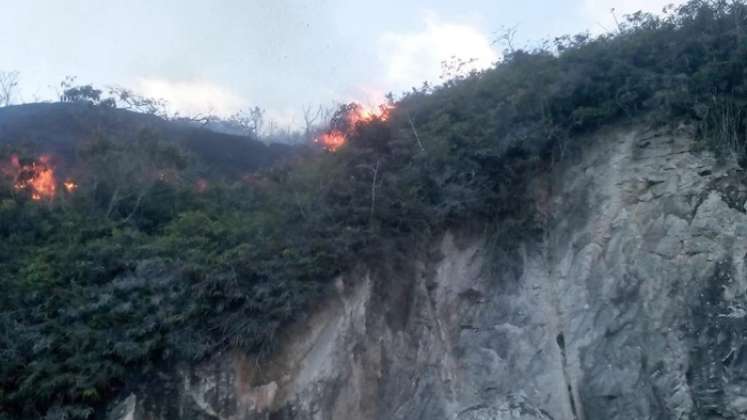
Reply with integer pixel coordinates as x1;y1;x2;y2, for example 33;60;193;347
0;71;19;107
108;86;168;117
77;130;187;224
61;85;102;104
302;104;337;143
248;106;265;136
59;76;110;106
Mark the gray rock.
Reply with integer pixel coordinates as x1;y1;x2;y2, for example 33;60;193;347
108;124;747;420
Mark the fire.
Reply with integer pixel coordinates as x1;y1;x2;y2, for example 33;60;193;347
315;102;393;151
3;154;76;201
316;131;347;152
64;179;78;193
31;166;56;200
11;155;57;201
345;103;393;127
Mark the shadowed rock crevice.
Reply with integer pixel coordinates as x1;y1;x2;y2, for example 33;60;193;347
555;333;579;420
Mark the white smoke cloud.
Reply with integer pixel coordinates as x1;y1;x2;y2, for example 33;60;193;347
378;13;499;91
134;78;246;117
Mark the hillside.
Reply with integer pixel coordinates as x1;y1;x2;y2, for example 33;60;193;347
2;1;747;419
0;102;295;178
110;115;747;420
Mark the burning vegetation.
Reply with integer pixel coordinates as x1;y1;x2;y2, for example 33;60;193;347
315;102;393;151
63;179;78;193
4;3;747;419
2;154;77;201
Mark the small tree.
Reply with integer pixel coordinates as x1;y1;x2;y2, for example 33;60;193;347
0;71;19;107
61;85;102;104
59;76;113;106
108;86;168;117
248;106;265;136
78;130;187;223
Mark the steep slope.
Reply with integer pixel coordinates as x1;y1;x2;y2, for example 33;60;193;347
4;3;747;419
107;122;747;419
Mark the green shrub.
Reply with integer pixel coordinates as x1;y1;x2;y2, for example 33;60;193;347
3;1;747;418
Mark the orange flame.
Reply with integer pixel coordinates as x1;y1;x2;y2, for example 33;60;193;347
315;102;393;151
346;103;393;127
64;179;78;193
10;155;58;201
316;130;347;152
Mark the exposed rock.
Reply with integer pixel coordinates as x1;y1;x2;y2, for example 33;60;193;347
108;394;136;420
108;123;747;419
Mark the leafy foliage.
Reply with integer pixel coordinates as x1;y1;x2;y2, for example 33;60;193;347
2;1;747;418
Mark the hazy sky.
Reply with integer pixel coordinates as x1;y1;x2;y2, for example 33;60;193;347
0;0;684;127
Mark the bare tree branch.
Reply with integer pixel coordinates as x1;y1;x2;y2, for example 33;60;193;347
493;25;519;54
0;71;20;107
407;113;426;153
302;104;323;136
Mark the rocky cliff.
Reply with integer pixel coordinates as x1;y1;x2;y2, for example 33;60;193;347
108;122;747;419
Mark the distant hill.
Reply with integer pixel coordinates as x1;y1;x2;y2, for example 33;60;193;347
0;102;296;177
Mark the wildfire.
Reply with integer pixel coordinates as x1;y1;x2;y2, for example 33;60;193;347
64;179;78;193
345;103;393;126
11;155;57;201
3;154;77;201
315;102;393;151
316;131;347;152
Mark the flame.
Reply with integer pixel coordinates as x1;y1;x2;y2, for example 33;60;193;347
346;103;393;126
31;165;56;200
64;179;78;193
315;102;393;151
316;130;347;152
9;155;58;201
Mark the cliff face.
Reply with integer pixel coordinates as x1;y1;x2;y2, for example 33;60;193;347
109;123;747;420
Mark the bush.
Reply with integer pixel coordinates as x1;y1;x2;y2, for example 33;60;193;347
3;1;747;418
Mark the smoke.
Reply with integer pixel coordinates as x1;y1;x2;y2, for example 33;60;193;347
378;12;499;91
134;78;246;117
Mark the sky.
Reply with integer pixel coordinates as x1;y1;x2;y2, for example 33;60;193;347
0;0;685;128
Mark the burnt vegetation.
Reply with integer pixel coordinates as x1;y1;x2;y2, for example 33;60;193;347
2;1;747;418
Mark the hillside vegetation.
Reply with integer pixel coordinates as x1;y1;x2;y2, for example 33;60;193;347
0;102;296;178
2;1;747;418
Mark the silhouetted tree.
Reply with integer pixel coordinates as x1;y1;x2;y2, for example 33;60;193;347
0;71;19;107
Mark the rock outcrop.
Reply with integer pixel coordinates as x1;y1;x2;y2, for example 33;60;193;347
109;123;747;419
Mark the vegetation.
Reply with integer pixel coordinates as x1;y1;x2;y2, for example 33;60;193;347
0;71;19;107
2;1;747;418
54;78;309;144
